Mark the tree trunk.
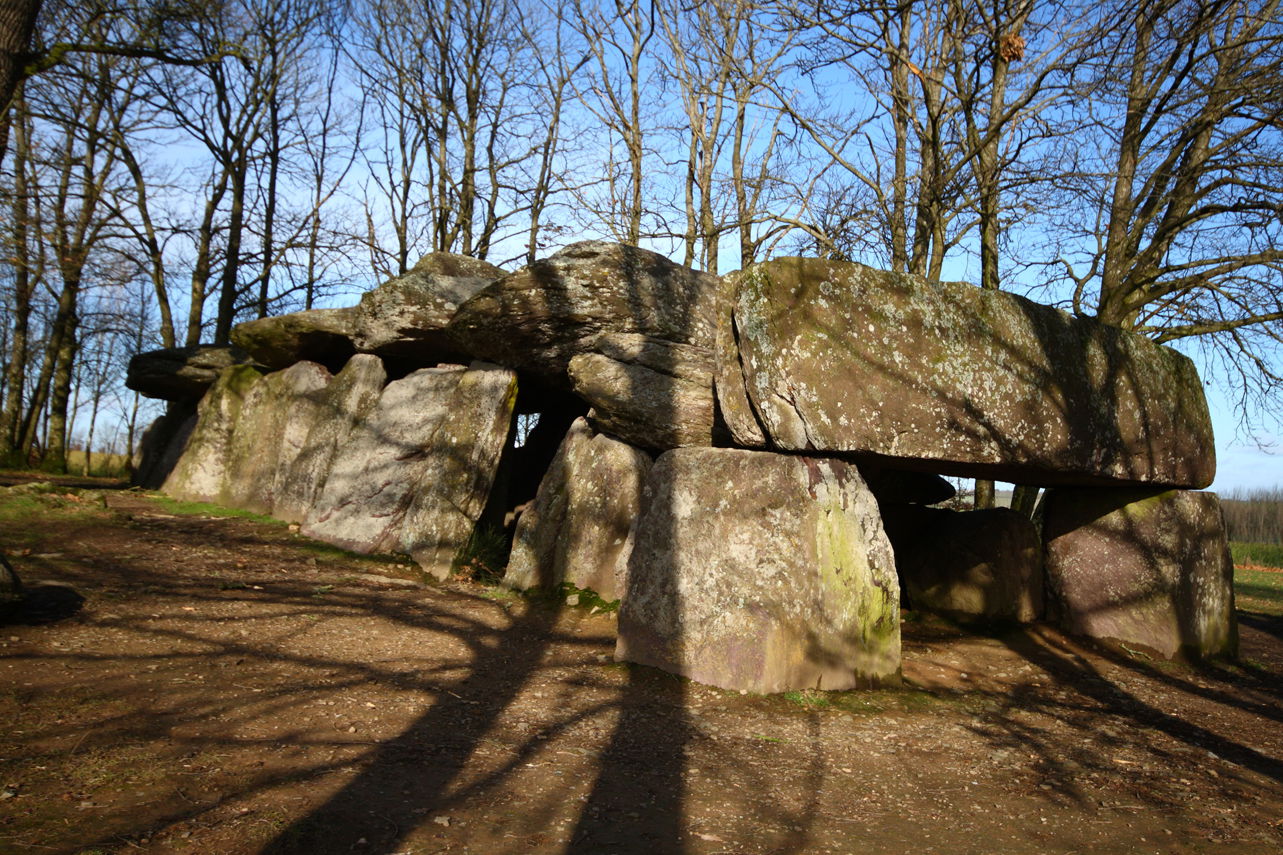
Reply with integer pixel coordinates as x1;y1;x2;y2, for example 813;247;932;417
213;161;247;345
0;0;43;168
0;104;33;458
1010;484;1040;519
44;285;80;474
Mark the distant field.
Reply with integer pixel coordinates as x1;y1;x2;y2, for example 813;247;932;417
1232;541;1283;617
1231;541;1283;569
64;450;130;477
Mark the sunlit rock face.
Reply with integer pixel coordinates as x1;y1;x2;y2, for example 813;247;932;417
221;361;335;515
351;252;506;363
273;355;387;524
1042;488;1238;661
568;333;720;451
230;308;358;372
229;253;506;373
302;361;517;580
449;241;720;387
616;448;901;694
715;257;1215;489
162;364;265;503
503;417;651;601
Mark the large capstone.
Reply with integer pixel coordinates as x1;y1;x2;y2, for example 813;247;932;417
1042;488;1237;659
881;505;1043;622
230;307;358;372
567;333;720;451
716;258;1215;488
616;448;901;693
503;418;651;600
352;252;505;363
302;362;517;579
126;345;258;402
449;241;720;386
162;365;265;502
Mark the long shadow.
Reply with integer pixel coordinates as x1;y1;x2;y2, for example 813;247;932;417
1239;610;1283;645
997;626;1283;787
557;244;700;854
257;600;562;854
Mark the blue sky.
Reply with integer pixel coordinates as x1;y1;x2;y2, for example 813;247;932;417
1206;386;1280;493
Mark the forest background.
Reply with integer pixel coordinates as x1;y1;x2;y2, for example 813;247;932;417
0;0;1278;491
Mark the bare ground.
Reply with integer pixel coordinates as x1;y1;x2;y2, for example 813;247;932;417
2;480;1282;855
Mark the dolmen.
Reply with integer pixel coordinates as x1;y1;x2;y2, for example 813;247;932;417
128;243;1237;693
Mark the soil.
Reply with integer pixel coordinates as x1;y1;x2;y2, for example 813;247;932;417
2;476;1282;855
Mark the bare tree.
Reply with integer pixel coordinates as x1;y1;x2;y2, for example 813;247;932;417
353;0;549;270
1051;0;1283;422
570;0;659;245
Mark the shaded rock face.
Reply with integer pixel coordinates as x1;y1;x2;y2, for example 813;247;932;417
352;252;505;362
302;362;517;580
162;365;265;502
131;403;197;490
568;333;719;451
616;448;901;693
126;345;258;402
881;505;1043;622
1042;488;1237;660
230;308;358;372
503;418;652;600
715;258;1215;488
450;241;720;386
859;466;956;505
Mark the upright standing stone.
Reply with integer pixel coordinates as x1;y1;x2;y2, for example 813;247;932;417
1042;488;1237;659
222;361;333;514
162;365;264;502
401;366;519;578
617;448;901;693
717;258;1215;488
503;418;652;600
302;362;517;578
275;354;388;524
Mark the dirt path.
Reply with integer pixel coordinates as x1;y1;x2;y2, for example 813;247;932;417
2;487;1282;854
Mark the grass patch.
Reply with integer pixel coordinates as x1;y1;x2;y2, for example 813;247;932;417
560;582;619;612
781;689;832;710
0;483;109;531
64;450;131;478
1231;541;1283;569
146;493;283;525
1235;565;1283;616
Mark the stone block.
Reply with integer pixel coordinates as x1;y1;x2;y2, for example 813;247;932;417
616;448;901;693
1042;488;1237;659
716;258;1214;488
503;418;651;600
